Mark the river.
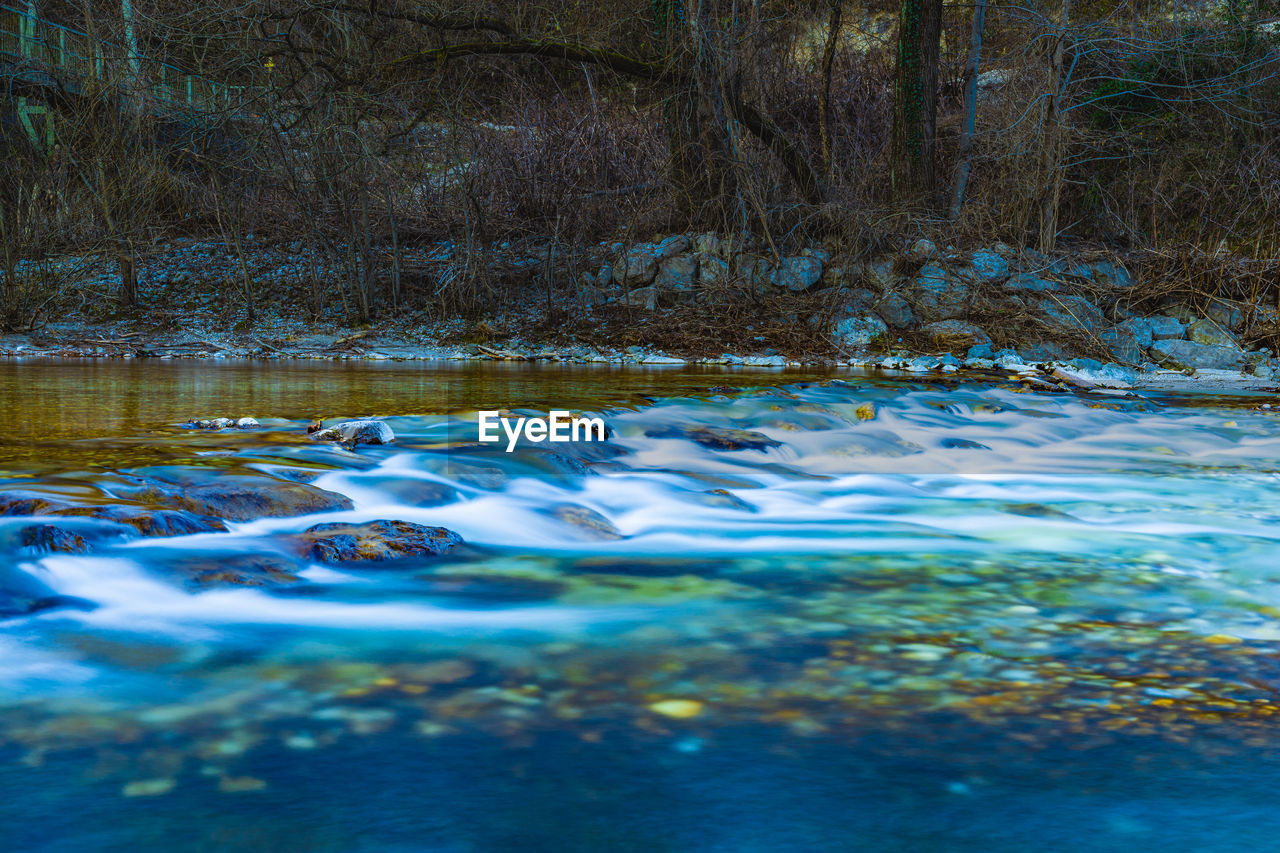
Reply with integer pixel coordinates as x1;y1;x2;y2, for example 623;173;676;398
2;358;1280;851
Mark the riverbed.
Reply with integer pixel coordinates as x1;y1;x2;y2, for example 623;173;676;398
3;359;1280;851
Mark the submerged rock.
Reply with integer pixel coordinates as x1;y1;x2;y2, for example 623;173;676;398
547;504;624;540
162;553;303;589
646;425;782;451
296;519;462;563
19;524;90;554
310;419;395;446
50;505;228;537
129;476;352;522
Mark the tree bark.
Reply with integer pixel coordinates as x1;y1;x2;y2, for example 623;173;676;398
818;1;843;176
890;0;944;202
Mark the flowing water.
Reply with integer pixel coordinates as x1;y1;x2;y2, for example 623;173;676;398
3;359;1280;852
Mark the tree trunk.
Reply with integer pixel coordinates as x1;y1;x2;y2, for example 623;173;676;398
890;0;944;203
948;0;986;220
818;1;843;177
1035;0;1071;253
118;247;137;307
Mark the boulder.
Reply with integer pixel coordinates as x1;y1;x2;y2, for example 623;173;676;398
1098;325;1146;364
771;256;824;292
624;286;657;310
295;519;462;563
922;320;991;347
612;236;689;287
1149;339;1246;371
311;419;395;446
833;313;888;348
1036;295;1106;333
863;260;900;292
1088;261;1135;289
548;504;624;540
130;476;353;522
19;524;90;554
1204;300;1247;331
908;264;969;321
697;255;730;286
1186;318;1239;348
1146;315;1186;340
645;425;781;451
653;254;698;298
967;251;1010;284
1004;273;1060;293
873;292;915;327
50;505;228;537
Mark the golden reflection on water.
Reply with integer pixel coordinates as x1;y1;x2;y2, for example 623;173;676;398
0;358;839;469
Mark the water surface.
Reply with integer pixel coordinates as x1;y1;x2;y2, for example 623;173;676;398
2;359;1279;851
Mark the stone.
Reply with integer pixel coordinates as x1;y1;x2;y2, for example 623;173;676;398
922;320;991;346
1099;325;1145;364
296;519;463;563
771;256;824;292
624;286;656;310
645;425;781;451
1186;318;1239;348
697;255;730;286
1149;339;1246;371
165;553;303;589
548;504;623;540
908;264;969;321
1146;315;1186;340
236;417;260;429
967;251;1010;283
653;254;698;298
1036;295;1106;333
311;419;394;446
863;260;900;292
732;255;774;290
693;232;727;257
648;699;704;719
1089;260;1135;289
833;313;888;348
612;236;688;287
1003;273;1060;293
908;238;937;259
129;476;352;522
966;343;994;360
873;292;915;327
19;524;89;553
1021;341;1075;362
1114;317;1156;347
1204;300;1247;331
48;505;229;537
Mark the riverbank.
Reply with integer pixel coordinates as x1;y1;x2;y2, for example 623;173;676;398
4;234;1278;392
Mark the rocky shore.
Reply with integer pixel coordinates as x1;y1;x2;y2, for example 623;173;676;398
3;234;1278;391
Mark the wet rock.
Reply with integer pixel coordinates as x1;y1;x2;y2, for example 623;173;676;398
130;476;352;522
771;256;824;292
1036;295;1106;333
19;524;89;554
646;425;782;451
1186;318;1239;348
296;519;462;563
833;313;888;349
162;553;304;589
186;417;260;430
0;490;72;516
1149;339;1246;371
873;292;915;327
310;419;395;446
414;575;567;603
50;505;229;537
923;320;991;347
699;489;756;512
361;478;458;507
548;504;623;540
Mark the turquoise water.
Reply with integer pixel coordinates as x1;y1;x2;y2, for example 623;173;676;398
2;361;1280;851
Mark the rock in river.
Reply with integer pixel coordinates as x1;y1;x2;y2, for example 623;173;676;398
128;475;352;522
310;419;395;446
293;519;463;563
646;425;782;452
